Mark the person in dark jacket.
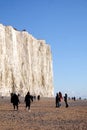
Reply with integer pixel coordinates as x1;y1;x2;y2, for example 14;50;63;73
25;91;33;111
55;93;61;107
11;93;20;110
64;93;69;108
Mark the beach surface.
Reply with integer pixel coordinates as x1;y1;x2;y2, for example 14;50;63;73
0;97;87;130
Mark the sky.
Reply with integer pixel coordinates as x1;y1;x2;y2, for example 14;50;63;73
0;0;87;98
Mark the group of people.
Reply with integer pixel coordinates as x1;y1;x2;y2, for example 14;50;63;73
11;91;69;111
56;92;69;108
11;91;33;111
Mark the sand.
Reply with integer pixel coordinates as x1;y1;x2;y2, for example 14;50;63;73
0;97;87;130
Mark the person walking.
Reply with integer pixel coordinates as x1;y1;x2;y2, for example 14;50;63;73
64;93;69;108
11;93;20;110
24;91;33;111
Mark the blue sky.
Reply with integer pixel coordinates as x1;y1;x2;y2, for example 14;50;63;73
0;0;87;98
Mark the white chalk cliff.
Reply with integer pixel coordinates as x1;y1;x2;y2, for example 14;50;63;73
0;24;54;97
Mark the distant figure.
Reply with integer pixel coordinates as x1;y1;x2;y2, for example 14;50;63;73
37;95;40;101
33;95;36;100
25;92;33;111
79;97;81;100
11;93;20;110
64;93;69;108
73;96;76;101
55;93;61;107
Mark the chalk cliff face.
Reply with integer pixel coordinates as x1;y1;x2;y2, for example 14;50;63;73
0;24;54;97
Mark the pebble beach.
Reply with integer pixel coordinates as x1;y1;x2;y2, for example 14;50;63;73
0;97;87;130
